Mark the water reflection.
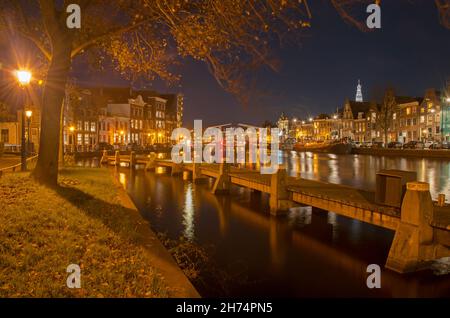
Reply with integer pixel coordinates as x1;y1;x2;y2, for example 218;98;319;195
287;151;450;199
183;183;195;241
110;151;450;297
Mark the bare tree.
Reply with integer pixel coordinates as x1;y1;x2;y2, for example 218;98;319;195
377;88;396;146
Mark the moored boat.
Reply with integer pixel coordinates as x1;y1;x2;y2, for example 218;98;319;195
294;140;352;154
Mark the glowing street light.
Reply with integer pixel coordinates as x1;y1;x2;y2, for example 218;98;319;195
446;97;450;103
309;117;313;122
69;126;75;132
15;69;32;171
16;70;32;86
25;110;33;118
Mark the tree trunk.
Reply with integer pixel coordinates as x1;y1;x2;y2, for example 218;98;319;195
32;42;72;186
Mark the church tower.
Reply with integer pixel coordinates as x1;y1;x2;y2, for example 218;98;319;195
355;79;363;102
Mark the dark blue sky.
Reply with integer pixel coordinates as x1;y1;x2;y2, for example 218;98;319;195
77;0;450;127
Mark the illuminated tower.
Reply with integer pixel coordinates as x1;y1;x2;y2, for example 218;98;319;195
355;79;363;102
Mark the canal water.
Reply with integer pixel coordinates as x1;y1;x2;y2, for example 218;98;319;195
113;152;450;297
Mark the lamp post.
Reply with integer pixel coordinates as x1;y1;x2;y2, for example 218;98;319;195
25;110;32;154
69;126;75;153
15;70;32;171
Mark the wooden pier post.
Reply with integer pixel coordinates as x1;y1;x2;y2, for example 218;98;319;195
100;150;108;164
386;182;439;273
212;163;230;194
145;153;156;171
171;163;183;176
129;151;136;170
269;165;292;216
115;150;121;166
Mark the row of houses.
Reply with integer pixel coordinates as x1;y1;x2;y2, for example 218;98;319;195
280;86;450;144
0;86;184;152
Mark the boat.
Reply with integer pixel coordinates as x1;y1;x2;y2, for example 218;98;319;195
293;140;353;154
280;137;296;151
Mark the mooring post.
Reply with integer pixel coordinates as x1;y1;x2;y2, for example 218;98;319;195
171;163;183;176
115;150;120;166
269;165;291;216
212;163;230;194
386;181;437;273
100;149;108;164
129;151;136;170
145;152;156;171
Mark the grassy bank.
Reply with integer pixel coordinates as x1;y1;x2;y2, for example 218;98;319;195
0;167;170;297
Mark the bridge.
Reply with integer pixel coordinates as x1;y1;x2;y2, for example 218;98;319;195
102;150;450;274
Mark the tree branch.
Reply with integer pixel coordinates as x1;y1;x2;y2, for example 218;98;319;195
70;19;151;58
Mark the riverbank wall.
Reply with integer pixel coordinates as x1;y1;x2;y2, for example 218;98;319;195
352;148;450;159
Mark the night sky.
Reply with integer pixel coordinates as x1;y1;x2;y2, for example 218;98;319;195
73;0;450;127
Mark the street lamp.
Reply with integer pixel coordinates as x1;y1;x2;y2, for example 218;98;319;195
15;69;32;171
69;126;75;152
25;110;32;154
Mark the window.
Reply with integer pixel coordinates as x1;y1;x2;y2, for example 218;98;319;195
420;115;425;123
84;121;89;131
84;134;90;145
91;122;96;132
406;108;411;115
393;113;397;120
436;127;440;134
1;129;8;143
77;133;82;145
77;121;82;130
